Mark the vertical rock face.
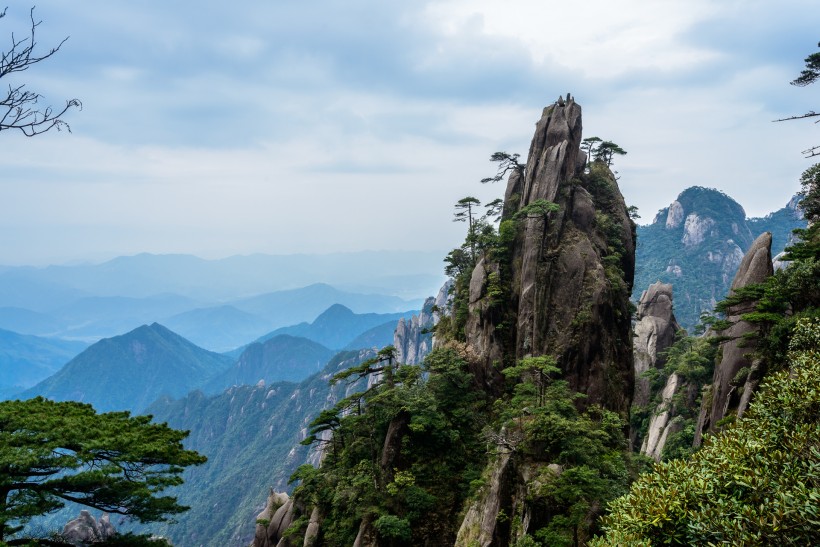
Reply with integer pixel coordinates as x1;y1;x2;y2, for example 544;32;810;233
632;282;679;409
641;373;682;460
465;97;635;413
631;281;681;452
694;231;773;445
394;280;450;365
455;97;635;546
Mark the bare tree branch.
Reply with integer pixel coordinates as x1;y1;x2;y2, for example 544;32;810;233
773;111;820;122
0;6;81;136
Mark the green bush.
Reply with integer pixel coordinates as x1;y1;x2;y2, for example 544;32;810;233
591;318;820;546
373;514;412;543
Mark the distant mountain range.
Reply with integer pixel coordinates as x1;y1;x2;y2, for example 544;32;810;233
20;323;233;413
2;185;807;546
0;251;445;306
252;303;414;350
0;282;421;350
13;302;410;412
634;188;804;330
0;329;87;397
203;334;335;392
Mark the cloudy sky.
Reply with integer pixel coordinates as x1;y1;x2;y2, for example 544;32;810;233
1;1;818;265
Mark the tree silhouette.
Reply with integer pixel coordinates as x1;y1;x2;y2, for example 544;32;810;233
1;7;80;136
480;151;525;184
775;41;820;158
453;196;481;261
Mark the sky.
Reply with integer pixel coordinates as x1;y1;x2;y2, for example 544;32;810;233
1;0;818;266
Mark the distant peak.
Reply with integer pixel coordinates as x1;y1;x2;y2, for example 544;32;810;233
655;186;747;228
317;303;354;318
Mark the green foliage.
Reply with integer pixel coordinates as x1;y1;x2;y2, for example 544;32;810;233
373;514;412;543
0;398;205;542
490;357;637;545
786;163;820;260
512;199;559;221
480;151;525;184
791;41;820;87
592;318;820;546
594;141;627;167
661;333;717;386
581;137;627;168
712;251;820;370
440;153;522;344
290;347;490;544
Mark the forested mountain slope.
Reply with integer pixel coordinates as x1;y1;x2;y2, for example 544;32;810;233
634;187;804;330
21;323;232;413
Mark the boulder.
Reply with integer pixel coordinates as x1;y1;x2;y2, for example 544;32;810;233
62;510;116;545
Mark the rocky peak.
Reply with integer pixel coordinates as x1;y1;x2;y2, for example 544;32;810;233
634;187;775;331
656;187;752;247
694;231;773;445
465;96;635;413
787;193;804;218
665;200;684;229
394;280;450;365
636;281;676;322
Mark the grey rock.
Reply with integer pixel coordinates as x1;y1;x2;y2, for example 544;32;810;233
62;510;116;545
457;97;636;545
485;97;634;412
253;490;297;547
631;282;680;453
632;282;679;409
352;516;378;547
395;280;451;365
641;373;682;460
455;452;514;547
694;232;773;445
682;213;716;247
666;200;684;229
302;506;321;547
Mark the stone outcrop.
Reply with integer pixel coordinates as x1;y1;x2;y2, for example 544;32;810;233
631;281;681;451
394;280;450;365
270;97;637;547
681;213;717;247
665;200;684;229
455;453;514;546
253;489;298;547
632;282;679;408
694;231;773;445
454;96;636;544
640;372;701;461
62;510;116;545
641;373;681;459
464;96;635;413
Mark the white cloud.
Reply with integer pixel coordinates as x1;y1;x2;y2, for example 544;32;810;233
424;0;725;78
1;0;818;266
